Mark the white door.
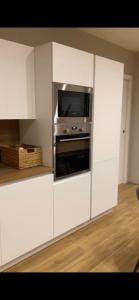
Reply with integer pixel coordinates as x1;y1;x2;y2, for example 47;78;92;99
118;77;132;184
91;159;118;218
0;174;53;265
92;56;124;163
54;173;91;238
0;224;1;266
91;55;124;218
52;42;94;87
0;39;35;119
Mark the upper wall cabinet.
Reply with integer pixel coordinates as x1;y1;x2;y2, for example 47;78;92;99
0;39;35;119
52;42;94;87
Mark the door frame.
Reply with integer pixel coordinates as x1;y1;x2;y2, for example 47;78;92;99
121;74;133;183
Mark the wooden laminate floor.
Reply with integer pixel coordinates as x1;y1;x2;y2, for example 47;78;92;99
7;183;139;272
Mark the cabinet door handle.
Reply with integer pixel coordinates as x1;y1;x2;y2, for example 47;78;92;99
59;137;91;142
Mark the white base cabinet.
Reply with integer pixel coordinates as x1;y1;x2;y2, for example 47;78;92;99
0;174;53;265
0;225;1;267
54;173;91;238
91;159;119;218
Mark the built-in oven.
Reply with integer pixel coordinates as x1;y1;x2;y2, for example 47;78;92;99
53;123;91;180
53;83;93;124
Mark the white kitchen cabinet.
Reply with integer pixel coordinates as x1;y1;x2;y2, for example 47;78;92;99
91;56;124;218
93;55;124;163
0;174;53;265
54;173;91;238
91;159;119;218
20;41;94;166
0;224;1;267
52;42;94;87
0;39;35;119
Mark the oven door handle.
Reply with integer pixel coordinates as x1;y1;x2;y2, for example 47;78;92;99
58;137;91;142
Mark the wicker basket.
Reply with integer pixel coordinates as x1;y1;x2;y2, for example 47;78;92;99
1;144;42;169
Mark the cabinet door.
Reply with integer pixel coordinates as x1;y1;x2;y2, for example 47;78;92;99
54;173;91;238
0;174;53;265
91;159;119;218
0;39;35;119
0;224;1;267
93;55;124;163
52;42;94;87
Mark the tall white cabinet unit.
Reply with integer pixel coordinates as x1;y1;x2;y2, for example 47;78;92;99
20;42;94;166
0;39;35;119
91;56;124;218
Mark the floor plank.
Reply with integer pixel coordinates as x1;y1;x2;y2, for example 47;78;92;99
6;183;139;272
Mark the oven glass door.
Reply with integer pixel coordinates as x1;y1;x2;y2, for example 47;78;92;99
55;135;90;179
58;90;89;117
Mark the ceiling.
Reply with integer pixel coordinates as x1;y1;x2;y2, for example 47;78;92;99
79;28;139;52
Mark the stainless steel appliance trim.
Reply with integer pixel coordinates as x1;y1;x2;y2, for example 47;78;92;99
52;82;93;124
54;169;90;181
58;137;91;142
53;135;56;179
53;122;92;136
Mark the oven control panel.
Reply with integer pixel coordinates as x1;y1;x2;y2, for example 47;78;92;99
72;126;78;131
63;128;70;134
53;123;92;136
63;126;83;133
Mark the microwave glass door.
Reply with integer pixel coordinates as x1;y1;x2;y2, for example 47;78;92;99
58;90;89;117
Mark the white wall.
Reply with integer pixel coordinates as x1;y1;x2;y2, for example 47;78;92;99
0;28;135;75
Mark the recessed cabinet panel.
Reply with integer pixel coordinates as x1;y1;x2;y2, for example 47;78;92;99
0;174;53;265
91;159;119;218
54;173;91;238
93;55;124;163
52;42;94;87
0;39;35;119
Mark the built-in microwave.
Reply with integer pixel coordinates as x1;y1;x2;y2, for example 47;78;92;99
53;83;93;124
